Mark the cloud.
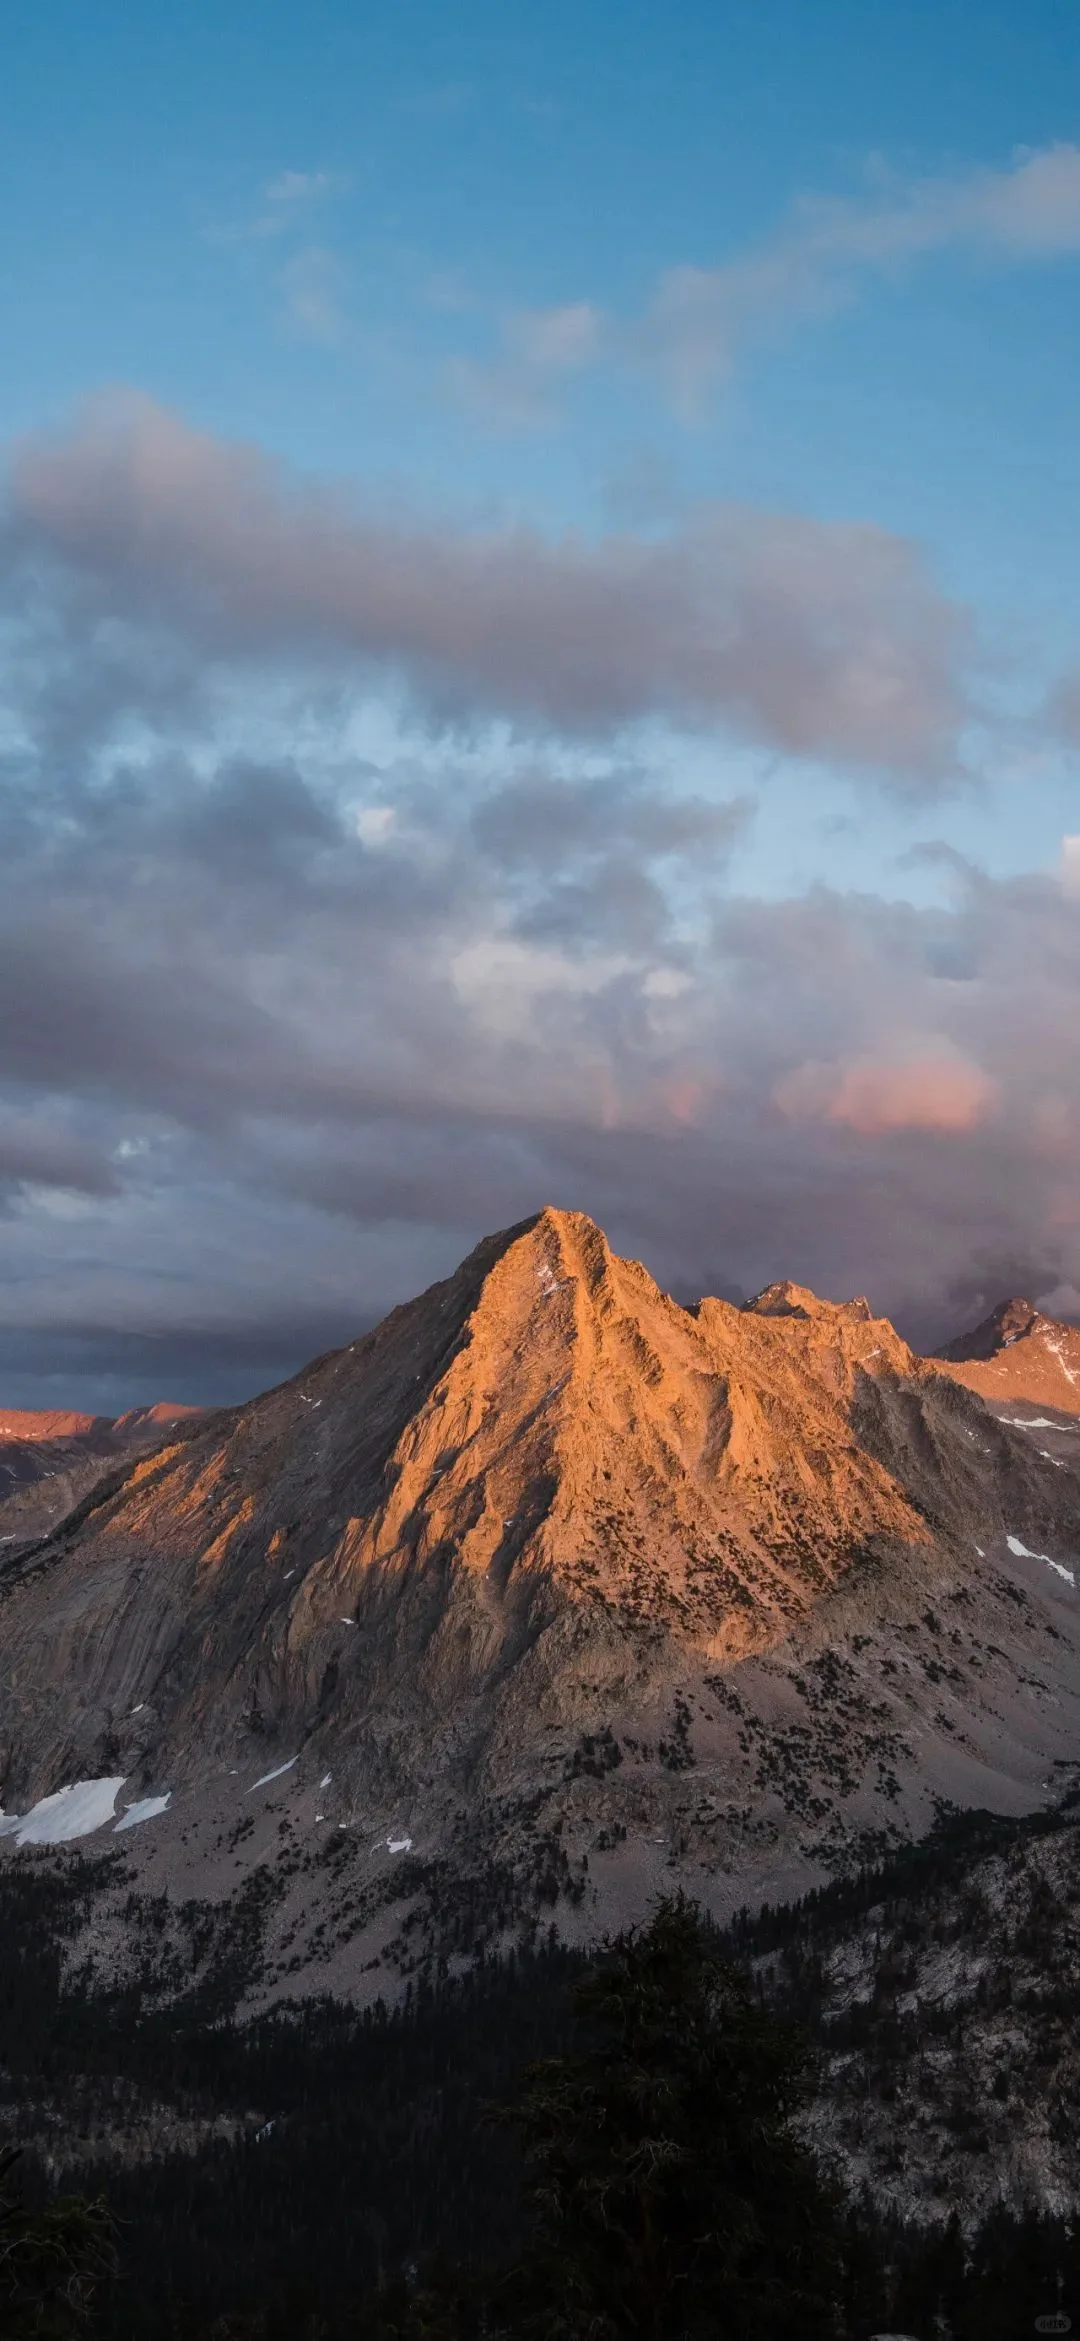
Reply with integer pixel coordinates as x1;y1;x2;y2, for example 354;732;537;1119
0;635;1077;1386
0;1104;124;1203
474;144;1080;411
6;396;968;782
454;300;605;422
773;1051;997;1136
205;171;348;345
467;770;752;953
264;169;337;210
280;245;347;344
209;167;344;248
1;401;1078;1402
471;770;750;868
644;144;1080;396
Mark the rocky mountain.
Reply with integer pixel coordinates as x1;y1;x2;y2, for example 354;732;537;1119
743;1279;874;1325
1;1208;1079;2009
0;1409;110;1441
936;1296;1080;1420
0;1400;202;1540
781;1797;1080;2232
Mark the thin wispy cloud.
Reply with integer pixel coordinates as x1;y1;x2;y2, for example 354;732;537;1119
264;168;339;211
646;141;1080;401
205;170;350;349
471;143;1080;414
210;165;347;245
281;246;348;345
453;300;605;423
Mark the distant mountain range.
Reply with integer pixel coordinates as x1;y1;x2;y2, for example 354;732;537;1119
0;1401;203;1540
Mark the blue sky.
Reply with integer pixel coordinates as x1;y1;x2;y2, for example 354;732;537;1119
7;0;1080;877
3;0;1080;1403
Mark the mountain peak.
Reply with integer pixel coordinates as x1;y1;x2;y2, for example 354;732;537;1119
0;1206;988;1808
111;1403;204;1436
935;1296;1080;1414
936;1297;1040;1363
0;1409;109;1442
4;1209;1080;1995
743;1279;874;1324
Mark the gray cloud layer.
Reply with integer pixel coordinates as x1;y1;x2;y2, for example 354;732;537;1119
0;404;1076;1405
8;396;968;784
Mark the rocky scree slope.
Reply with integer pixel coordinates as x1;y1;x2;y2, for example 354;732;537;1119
2;1209;1080;1992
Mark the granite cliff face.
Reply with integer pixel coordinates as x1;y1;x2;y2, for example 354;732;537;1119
2;1209;1080;1996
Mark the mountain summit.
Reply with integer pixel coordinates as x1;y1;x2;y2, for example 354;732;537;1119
935;1297;1080;1415
2;1208;1079;1994
743;1280;874;1323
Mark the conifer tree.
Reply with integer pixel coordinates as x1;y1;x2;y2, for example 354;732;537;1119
0;2148;115;2338
495;1893;843;2341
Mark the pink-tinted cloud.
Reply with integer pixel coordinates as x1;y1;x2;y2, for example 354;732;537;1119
774;1053;998;1137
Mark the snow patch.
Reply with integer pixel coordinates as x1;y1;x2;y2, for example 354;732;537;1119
387;1834;413;1854
997;1415;1078;1431
535;1262;569;1299
1006;1533;1076;1587
115;1793;171;1832
0;1777;126;1845
1044;1335;1079;1387
320;1772;332;1787
248;1758;298;1790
